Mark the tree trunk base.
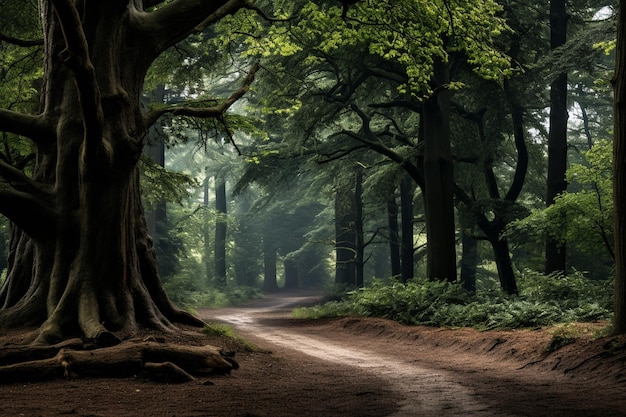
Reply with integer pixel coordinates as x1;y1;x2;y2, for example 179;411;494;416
0;338;238;384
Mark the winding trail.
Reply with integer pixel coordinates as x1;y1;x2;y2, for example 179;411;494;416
200;294;516;417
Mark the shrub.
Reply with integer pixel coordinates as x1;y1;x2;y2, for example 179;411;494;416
295;274;613;329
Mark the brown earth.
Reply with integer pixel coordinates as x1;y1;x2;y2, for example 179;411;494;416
1;291;625;417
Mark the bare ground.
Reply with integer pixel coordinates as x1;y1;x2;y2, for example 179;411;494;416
1;291;626;417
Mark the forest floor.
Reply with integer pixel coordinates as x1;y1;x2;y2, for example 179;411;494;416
1;290;626;417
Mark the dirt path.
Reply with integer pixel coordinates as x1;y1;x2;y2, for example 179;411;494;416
2;291;625;417
206;297;513;417
198;291;626;417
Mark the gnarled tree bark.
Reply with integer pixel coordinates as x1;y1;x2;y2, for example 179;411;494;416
0;0;256;378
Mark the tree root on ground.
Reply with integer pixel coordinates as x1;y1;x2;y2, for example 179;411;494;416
0;338;238;384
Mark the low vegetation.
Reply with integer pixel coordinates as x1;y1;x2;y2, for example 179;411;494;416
294;271;613;330
201;323;260;352
165;283;262;310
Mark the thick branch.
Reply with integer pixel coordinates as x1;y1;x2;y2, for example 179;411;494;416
369;100;422;113
0;110;52;142
0;160;56;238
316;144;370;163
143;0;247;54
0;33;44;47
143;62;260;129
194;0;259;32
0;160;49;194
0;185;56;239
364;66;407;84
503;80;529;202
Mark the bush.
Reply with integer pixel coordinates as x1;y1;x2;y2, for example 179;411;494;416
295;273;613;330
165;281;262;310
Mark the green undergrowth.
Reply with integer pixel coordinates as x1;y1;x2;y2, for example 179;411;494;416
544;322;611;352
165;283;262;310
201;323;259;352
293;271;613;330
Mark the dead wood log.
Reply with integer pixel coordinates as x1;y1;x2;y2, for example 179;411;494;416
0;341;237;384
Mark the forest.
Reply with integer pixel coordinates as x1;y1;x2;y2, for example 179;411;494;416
0;0;625;390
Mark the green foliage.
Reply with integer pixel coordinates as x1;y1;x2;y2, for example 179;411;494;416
507;140;615;260
165;278;262;310
139;155;197;212
544;331;577;353
202;323;237;338
201;323;259;351
0;0;42;112
221;0;510;97
295;272;612;329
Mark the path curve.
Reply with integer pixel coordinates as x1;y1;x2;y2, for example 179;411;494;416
200;293;516;417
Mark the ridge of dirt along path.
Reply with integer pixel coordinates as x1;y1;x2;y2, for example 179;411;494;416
197;291;626;417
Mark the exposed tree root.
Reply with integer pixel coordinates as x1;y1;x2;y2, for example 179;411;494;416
0;338;238;384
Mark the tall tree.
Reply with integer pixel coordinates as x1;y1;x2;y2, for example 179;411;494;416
399;177;415;282
422;59;456;281
334;173;359;287
0;0;257;349
214;172;228;287
614;0;626;335
387;189;402;279
221;0;511;283
546;0;569;273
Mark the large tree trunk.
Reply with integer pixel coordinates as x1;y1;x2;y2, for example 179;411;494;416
422;60;457;282
545;0;569;274
0;1;250;349
613;0;626;335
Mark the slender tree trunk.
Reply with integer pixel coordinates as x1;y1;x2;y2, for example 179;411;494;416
490;235;518;295
262;234;279;292
460;232;477;293
387;190;402;279
613;0;626;335
334;180;356;286
203;172;212;286
283;258;299;290
422;59;456;282
354;167;364;288
546;0;569;274
214;174;227;288
233;195;259;287
400;176;414;283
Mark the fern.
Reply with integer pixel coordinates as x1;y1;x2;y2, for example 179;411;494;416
295;274;613;329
